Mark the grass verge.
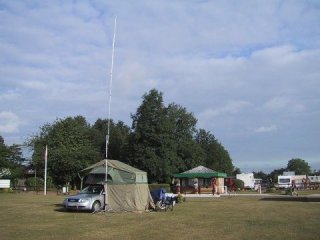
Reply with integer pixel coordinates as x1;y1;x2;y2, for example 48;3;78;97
0;192;319;240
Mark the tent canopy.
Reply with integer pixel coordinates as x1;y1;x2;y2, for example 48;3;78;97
173;165;227;179
81;159;148;185
80;159;154;212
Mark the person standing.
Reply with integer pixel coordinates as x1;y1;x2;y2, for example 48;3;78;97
193;178;198;194
211;178;216;195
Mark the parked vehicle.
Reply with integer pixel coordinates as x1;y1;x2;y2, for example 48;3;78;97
63;185;104;212
278;175;292;189
277;175;307;189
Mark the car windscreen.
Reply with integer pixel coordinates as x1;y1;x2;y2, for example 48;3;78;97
80;185;103;194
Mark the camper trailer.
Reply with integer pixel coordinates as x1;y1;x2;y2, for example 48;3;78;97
277;174;307;189
308;175;320;189
278;175;292;188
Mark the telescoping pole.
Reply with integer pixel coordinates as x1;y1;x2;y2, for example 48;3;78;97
44;145;48;196
105;17;117;211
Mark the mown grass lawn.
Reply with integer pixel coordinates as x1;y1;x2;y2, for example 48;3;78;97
0;192;319;240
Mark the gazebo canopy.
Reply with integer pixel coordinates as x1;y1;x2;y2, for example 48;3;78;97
173;165;227;178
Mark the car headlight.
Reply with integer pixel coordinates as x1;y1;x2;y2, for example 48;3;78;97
78;199;89;203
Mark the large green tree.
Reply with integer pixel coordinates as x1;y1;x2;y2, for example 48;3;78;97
129;89;234;182
287;158;311;175
253;171;268;181
0;136;9;169
30;116;100;187
166;103;205;172
0;136;25;180
91;118;130;160
129;89;169;182
196;129;234;175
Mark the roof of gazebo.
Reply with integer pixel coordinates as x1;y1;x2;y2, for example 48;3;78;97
173;165;227;178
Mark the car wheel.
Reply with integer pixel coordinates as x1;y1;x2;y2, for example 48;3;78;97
91;201;101;213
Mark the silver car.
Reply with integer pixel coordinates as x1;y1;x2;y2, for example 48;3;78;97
63;185;105;212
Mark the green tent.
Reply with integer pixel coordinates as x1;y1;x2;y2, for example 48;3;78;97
80;160;155;212
173;165;227;178
173;165;227;194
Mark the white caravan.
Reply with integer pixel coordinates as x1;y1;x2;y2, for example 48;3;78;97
277;175;307;189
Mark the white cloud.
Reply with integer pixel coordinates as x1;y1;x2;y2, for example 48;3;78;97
0;90;20;101
201;100;252;118
0;1;320;171
254;125;278;133
21;80;47;91
197;100;252;132
0;111;20;133
263;96;305;113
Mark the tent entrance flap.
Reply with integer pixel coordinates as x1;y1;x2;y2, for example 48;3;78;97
107;183;154;211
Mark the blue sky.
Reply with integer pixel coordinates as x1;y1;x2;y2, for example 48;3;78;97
1;0;319;173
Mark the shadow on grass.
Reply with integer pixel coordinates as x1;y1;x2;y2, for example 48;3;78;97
53;204;94;213
53;203;68;212
260;196;320;202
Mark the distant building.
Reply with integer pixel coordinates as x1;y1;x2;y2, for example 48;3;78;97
236;173;254;189
235;173;262;190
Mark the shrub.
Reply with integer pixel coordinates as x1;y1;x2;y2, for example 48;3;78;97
25;176;55;189
266;187;276;193
26;177;44;187
176;193;186;203
233;179;244;190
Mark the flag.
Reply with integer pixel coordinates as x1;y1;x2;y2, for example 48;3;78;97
44;145;48;195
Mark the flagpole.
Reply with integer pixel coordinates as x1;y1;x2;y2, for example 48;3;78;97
106;16;117;161
105;17;117;210
44;145;48;196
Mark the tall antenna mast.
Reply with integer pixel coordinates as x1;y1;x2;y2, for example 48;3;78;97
105;17;117;210
106;17;117;160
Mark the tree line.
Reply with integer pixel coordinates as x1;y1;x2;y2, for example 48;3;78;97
10;89;234;186
1;89;318;188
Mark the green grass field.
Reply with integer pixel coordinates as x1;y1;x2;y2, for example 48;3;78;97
1;192;319;240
